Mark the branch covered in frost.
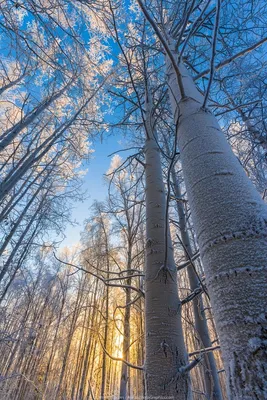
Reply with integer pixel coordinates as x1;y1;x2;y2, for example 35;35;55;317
181;286;203;305
178;357;202;374
189;345;221;357
194;36;267;80
177;251;200;271
135;0;186;98
53;253;145;297
97;331;144;371
202;0;221;108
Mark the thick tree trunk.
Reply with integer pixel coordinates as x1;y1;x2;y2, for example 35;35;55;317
144;99;191;399
167;57;267;399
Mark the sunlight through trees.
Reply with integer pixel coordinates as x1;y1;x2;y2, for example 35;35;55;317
0;0;267;399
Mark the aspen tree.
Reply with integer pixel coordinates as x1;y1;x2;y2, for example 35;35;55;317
144;88;192;399
136;0;267;397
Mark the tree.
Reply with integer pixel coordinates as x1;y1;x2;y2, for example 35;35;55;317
106;157;145;399
0;1;266;399
136;0;267;397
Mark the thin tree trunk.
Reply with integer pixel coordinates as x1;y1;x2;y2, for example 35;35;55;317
42;284;67;398
0;197;45;283
0;170;51;258
0;154;57;222
54;286;82;399
0;82;71;151
0;72;27;97
0;222;40;302
100;283;109;399
100;222;111;400
78;279;99;400
72;297;91;400
119;248;132;400
144;92;191;399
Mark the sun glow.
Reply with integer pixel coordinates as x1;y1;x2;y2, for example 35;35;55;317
113;333;124;358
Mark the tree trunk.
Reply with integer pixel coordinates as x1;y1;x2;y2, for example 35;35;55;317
54;285;82;399
167;56;267;399
119;249;132;400
100;227;110;400
0;197;45;283
78;279;99;400
0;170;51;258
144;94;191;399
171;167;223;400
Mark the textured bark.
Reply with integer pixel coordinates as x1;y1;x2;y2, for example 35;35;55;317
171;167;223;400
167;56;267;399
144;98;191;399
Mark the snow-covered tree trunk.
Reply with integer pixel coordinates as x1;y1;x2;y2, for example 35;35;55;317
100;219;111;400
170;166;223;400
0;193;46;283
78;279;99;400
54;284;83;399
0;170;51;258
119;244;132;399
167;56;267;399
119;278;131;399
144;94;191;399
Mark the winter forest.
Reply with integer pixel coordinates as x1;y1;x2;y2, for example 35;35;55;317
0;0;267;399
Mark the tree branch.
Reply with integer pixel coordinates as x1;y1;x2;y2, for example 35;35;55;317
189;345;221;357
194;37;267;80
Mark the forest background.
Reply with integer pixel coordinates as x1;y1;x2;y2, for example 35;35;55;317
0;0;267;399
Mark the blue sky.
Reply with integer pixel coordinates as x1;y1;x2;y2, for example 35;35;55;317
60;133;126;247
